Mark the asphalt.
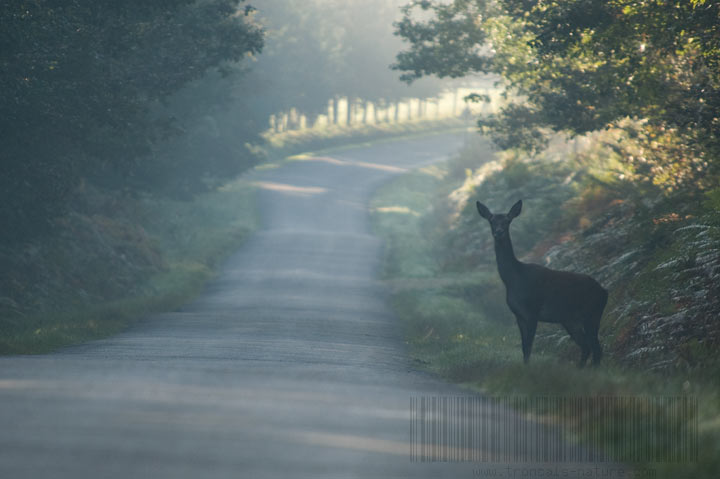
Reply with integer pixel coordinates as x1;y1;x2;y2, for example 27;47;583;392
0;134;600;478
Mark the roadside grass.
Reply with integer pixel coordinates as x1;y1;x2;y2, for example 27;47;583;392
1;116;468;355
370;136;720;477
0;179;257;354
264;117;466;160
370;148;526;378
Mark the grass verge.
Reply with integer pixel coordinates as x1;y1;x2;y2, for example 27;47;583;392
0;179;257;354
264;117;467;160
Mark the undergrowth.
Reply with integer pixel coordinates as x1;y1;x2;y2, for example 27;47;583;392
0;180;257;354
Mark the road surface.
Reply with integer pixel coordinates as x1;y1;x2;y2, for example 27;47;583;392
0;134;593;478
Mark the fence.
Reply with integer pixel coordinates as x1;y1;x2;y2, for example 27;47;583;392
267;86;501;134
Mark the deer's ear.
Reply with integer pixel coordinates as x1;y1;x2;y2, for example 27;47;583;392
508;199;522;219
476;201;492;219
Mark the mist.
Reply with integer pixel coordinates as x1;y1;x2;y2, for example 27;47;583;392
2;1;717;477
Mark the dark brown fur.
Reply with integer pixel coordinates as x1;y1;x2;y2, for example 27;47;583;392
477;199;608;367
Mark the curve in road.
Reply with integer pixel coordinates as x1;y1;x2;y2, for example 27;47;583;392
0;134;594;478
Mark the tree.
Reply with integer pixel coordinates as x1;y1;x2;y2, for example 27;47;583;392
393;0;720;163
0;1;263;241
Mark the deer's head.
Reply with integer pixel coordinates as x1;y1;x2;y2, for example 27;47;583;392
476;200;522;240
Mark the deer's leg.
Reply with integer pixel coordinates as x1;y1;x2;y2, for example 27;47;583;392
563;322;590;368
586;316;603;366
516;316;537;364
524;320;537;364
515;317;527;363
589;334;603;366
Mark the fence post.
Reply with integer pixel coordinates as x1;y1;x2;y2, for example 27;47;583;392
333;97;340;125
346;98;352;126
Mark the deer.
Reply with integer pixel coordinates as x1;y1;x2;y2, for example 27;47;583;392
476;199;608;367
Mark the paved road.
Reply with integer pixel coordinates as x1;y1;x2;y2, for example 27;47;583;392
0;134;590;478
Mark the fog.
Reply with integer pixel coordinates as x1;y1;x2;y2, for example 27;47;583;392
243;0;449;125
4;2;715;477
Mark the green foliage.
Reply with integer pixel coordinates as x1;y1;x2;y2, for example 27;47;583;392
393;0;491;83
394;0;720;184
0;1;264;242
704;187;720;212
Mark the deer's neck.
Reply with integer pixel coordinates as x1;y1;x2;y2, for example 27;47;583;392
494;233;521;285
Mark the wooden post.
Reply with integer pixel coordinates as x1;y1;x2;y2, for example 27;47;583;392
345;98;352;126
